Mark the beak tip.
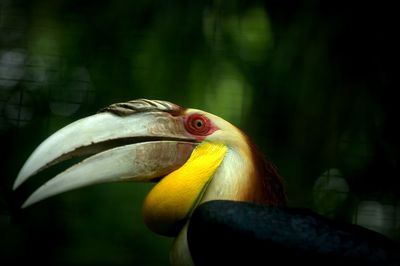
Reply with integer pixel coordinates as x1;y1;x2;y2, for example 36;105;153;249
21;191;43;209
14;162;39;190
21;199;33;209
13;176;23;190
13;170;28;190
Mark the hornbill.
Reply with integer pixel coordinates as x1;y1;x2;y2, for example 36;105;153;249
14;99;399;265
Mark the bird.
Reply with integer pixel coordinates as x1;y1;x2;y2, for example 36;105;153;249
13;99;399;265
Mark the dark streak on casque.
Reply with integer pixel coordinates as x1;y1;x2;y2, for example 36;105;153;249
99;99;185;117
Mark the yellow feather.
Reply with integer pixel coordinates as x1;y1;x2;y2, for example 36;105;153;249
143;142;227;235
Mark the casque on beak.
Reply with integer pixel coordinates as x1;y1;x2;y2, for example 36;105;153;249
13;100;198;208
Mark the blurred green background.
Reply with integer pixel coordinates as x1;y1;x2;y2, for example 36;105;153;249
0;0;398;265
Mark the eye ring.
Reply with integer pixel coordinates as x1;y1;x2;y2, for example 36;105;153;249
192;119;204;129
185;114;212;135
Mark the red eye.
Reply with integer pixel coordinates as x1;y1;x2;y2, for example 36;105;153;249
185;114;213;136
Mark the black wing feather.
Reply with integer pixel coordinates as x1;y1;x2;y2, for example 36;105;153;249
188;200;400;266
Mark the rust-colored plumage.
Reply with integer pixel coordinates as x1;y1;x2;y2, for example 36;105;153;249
245;135;286;205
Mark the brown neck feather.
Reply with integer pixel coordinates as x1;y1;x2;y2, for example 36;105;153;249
244;136;287;206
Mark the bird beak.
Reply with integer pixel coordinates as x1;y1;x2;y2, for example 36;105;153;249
14;100;197;208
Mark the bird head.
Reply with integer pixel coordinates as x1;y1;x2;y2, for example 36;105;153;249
14;99;285;236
